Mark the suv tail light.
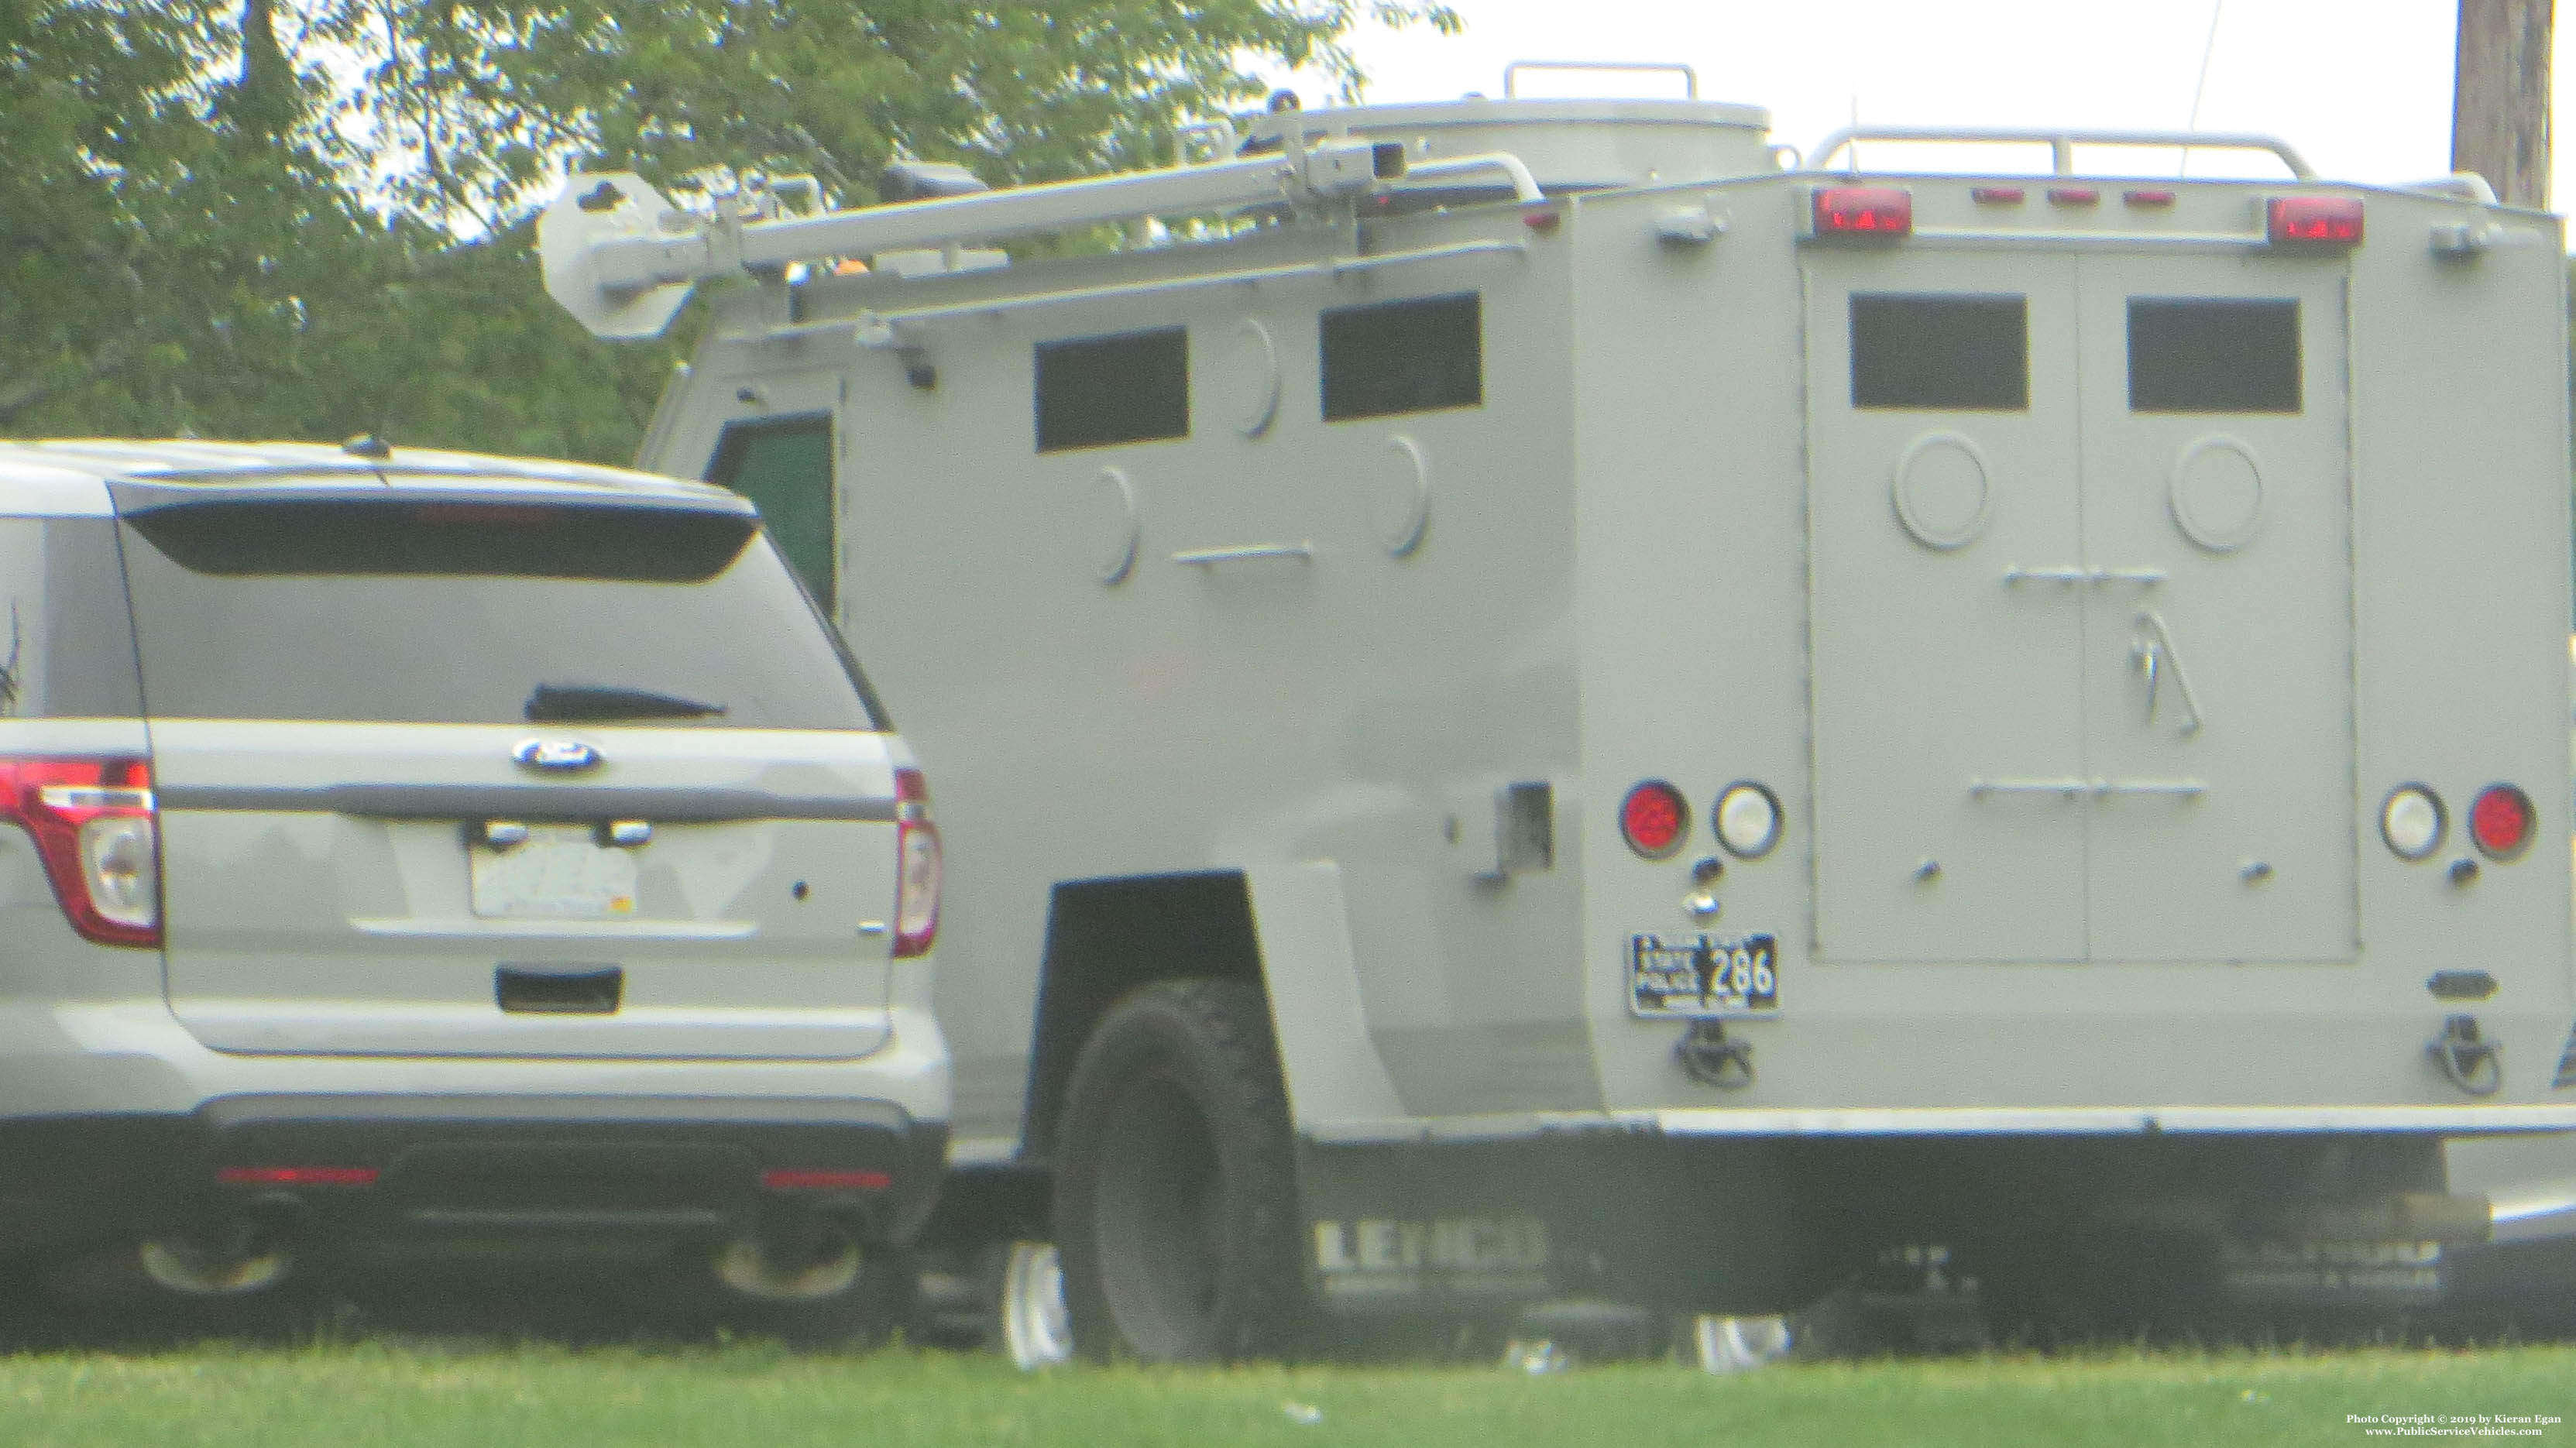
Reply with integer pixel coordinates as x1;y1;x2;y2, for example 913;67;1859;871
0;757;160;948
892;766;940;958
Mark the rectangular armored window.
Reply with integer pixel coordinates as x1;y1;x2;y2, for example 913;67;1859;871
2127;298;2301;413
1321;293;1483;421
1036;327;1190;452
1849;293;2028;410
707;413;836;609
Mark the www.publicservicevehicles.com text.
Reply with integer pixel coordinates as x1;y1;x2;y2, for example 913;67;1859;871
2350;1415;2562;1436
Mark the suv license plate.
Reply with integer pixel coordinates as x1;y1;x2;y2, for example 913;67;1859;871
470;825;638;919
1628;933;1778;1018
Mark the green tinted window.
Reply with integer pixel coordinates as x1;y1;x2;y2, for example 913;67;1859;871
708;414;836;609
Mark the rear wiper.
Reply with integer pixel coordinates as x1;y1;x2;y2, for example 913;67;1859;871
524;683;728;722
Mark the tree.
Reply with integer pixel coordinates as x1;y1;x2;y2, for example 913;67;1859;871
0;1;432;441
321;0;1457;232
5;1;1457;460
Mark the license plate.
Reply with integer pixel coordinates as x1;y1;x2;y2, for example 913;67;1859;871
1628;933;1778;1018
470;825;638;920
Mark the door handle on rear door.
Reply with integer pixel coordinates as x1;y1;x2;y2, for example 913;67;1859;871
2130;611;2203;735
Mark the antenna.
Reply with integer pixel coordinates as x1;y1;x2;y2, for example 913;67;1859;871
2183;0;2226;177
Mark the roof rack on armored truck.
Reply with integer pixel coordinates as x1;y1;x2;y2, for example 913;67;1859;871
1804;124;2317;179
538;126;1549;343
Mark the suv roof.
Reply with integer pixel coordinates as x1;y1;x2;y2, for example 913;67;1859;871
0;439;733;512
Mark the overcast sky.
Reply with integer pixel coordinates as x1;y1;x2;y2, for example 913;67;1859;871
1295;0;2568;206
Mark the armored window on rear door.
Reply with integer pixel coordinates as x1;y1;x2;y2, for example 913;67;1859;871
2127;298;2301;413
1321;293;1483;421
1848;293;2028;411
1036;327;1190;452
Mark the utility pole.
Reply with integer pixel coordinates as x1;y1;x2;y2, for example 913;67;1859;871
2451;0;2552;208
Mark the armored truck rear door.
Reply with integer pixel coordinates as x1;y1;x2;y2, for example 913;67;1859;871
2074;259;2354;961
1805;255;2087;962
1805;247;2355;965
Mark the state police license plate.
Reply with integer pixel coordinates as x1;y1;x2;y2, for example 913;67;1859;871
1628;933;1778;1018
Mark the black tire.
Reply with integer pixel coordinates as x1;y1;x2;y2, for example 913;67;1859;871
1051;977;1310;1363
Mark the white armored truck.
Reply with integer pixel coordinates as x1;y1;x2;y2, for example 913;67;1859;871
541;77;2576;1355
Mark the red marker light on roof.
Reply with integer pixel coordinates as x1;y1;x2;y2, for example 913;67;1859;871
1811;187;1912;239
2267;196;2364;246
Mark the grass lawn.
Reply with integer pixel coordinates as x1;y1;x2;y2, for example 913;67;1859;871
0;1342;2569;1447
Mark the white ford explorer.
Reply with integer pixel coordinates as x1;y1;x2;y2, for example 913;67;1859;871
0;439;947;1322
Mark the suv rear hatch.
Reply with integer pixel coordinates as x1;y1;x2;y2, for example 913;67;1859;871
117;484;902;1059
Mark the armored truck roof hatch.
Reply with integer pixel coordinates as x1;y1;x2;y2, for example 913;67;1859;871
543;90;2574;1357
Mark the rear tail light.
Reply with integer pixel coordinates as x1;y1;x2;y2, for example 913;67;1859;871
0;757;160;948
1810;186;1912;239
2266;195;2363;247
1620;781;1689;860
892;766;940;958
2469;784;2534;861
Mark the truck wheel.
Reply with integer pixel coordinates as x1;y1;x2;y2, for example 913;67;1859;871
1051;977;1310;1362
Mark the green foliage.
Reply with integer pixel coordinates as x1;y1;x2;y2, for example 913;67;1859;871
4;0;1457;462
0;0;376;437
318;0;1458;232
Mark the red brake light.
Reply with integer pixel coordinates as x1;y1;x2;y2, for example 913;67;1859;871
2267;195;2363;246
892;766;940;958
1620;781;1689;860
0;757;160;948
2469;784;2534;861
1811;186;1912;239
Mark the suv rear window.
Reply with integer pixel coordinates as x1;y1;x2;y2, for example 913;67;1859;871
118;499;883;729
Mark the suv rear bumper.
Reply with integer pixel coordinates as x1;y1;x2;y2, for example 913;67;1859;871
0;1094;946;1255
0;999;953;1258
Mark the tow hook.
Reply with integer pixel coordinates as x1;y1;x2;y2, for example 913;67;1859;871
2428;1014;2503;1096
1678;1020;1754;1089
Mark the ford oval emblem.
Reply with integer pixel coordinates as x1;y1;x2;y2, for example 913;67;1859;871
513;738;602;772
